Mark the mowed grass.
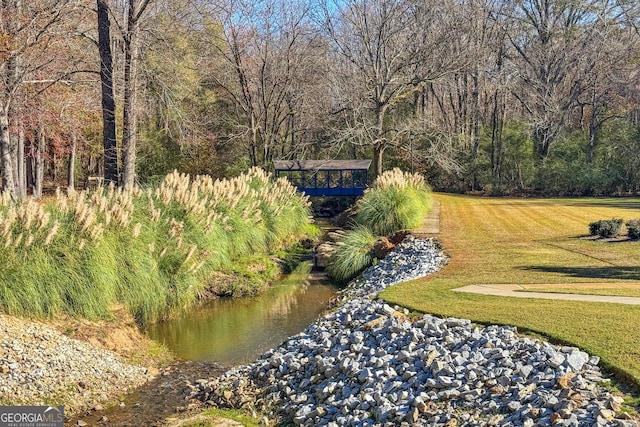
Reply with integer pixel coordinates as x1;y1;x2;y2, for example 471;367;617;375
520;283;640;297
380;194;640;385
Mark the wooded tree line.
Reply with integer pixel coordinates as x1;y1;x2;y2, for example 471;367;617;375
2;0;640;198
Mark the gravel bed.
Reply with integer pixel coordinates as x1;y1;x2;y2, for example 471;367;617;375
338;236;448;301
0;314;151;412
188;237;638;427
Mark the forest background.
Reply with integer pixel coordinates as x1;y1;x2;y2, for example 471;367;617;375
3;0;640;198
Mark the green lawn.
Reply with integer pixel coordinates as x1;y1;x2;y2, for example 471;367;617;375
520;283;640;297
380;194;640;386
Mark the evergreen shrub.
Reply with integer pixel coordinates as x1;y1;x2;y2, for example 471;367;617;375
626;219;640;240
588;219;624;238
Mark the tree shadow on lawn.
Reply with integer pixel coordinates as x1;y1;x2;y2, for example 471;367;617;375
522;265;640;281
571;234;638;243
568;200;640;210
483;199;640;210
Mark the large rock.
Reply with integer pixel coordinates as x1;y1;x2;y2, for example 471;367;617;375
326;231;346;242
373;237;394;259
388;230;409;245
315;242;336;269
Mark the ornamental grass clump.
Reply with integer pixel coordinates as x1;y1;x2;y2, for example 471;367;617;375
0;168;312;325
327;168;433;283
326;225;377;283
355;168;432;236
0;195;120;319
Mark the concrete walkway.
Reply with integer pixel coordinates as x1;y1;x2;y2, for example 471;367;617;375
453;284;640;305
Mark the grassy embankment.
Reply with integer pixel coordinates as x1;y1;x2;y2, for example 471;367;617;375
380;194;640;387
0;168;315;326
327;168;432;282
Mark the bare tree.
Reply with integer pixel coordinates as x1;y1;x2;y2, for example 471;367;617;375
0;0;81;199
200;0;326;169
321;0;469;178
415;0;508;190
120;0;153;186
503;0;602;162
97;0;119;184
616;0;640;36
579;22;638;163
92;0;154;187
570;1;640;166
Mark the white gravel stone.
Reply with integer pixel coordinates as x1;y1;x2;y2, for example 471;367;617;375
188;237;636;427
0;315;150;413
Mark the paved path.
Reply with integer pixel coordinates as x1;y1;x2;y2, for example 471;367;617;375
413;200;440;236
453;284;640;305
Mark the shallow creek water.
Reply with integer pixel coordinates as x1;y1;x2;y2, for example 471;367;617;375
146;264;338;365
67;263;338;426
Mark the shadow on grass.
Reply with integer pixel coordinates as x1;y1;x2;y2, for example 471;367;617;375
478;198;640;210
567;235;638;243
523;265;640;281
568;200;640;210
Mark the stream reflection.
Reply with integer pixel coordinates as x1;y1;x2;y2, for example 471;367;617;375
145;262;338;366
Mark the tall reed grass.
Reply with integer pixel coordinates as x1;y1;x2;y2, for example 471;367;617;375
327;168;432;283
0;168;312;325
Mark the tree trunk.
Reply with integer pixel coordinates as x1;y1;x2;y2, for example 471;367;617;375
249;118;259;166
9;126;19;194
68;132;77;189
122;0;152;187
490;90;505;192
122;1;140;187
471;70;480;155
533;124;552;160
52;151;57;183
97;0;119;185
34;118;45;198
26;143;34;195
587;120;597;164
0;1;20;199
532;123;554;190
373;141;385;181
17;122;25;199
587;89;599;164
0;107;17;199
372;104;386;179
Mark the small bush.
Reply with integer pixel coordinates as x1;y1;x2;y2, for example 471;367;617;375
588;219;624;238
626;219;640;240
